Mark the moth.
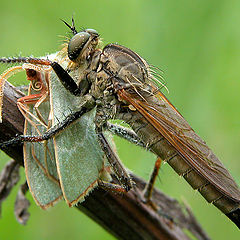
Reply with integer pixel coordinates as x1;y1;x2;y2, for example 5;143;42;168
0;52;131;209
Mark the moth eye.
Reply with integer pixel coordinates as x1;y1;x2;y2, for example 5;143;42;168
68;32;91;61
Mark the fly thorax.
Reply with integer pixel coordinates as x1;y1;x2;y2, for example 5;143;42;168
67;61;89;85
89;49;102;72
95;100;118;127
90;68;113;99
101;44;149;88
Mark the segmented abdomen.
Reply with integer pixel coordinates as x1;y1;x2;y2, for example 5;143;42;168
119;110;240;214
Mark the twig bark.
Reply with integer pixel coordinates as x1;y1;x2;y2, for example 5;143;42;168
0;81;210;240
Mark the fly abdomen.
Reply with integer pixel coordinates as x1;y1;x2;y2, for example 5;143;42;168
119;110;240;216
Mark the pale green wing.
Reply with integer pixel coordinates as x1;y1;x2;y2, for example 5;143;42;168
24;81;62;209
50;69;105;206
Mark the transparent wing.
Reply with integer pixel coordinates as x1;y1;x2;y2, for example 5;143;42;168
118;89;240;202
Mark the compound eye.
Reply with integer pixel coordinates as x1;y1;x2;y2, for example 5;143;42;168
85;29;99;36
68;32;91;60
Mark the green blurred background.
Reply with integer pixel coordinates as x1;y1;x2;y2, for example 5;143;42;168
0;0;240;239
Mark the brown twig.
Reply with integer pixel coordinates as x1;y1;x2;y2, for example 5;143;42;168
0;81;210;240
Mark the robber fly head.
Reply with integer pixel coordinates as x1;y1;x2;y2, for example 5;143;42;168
62;19;99;62
67;28;99;62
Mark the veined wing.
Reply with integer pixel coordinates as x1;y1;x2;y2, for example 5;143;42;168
118;89;240;202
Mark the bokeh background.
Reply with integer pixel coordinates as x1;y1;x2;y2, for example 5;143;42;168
0;0;240;239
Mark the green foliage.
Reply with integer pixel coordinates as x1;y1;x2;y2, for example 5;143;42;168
1;0;240;239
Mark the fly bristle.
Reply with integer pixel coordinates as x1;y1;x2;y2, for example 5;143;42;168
149;64;164;73
150;70;164;81
58;35;70;42
148;65;168;93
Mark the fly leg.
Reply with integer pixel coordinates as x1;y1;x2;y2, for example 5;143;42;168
100;125;172;220
0;103;94;149
0;57;82;96
105;122;146;147
98;180;129;194
50;62;82;96
144;157;174;223
105;123;165;209
143;157;161;205
106;122;160;199
97;132;133;193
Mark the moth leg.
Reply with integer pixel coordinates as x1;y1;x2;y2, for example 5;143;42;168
32;91;49;127
98;180;128;193
97;132;133;192
17;91;50;129
17;101;45;134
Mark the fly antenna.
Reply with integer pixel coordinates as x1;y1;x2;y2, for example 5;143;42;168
61;17;78;35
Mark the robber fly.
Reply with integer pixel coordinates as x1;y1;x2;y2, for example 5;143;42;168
0;18;239;228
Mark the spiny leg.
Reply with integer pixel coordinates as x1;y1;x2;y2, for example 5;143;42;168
106;123;163;206
0;57;82;97
98;180;128;194
98;133;170;220
141;158;174;225
0;105;92;149
144;158;174;222
97;132;133;192
51;62;82;96
143;157;162;204
105;122;145;147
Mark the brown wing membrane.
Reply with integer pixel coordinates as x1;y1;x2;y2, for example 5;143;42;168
118;89;240;202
